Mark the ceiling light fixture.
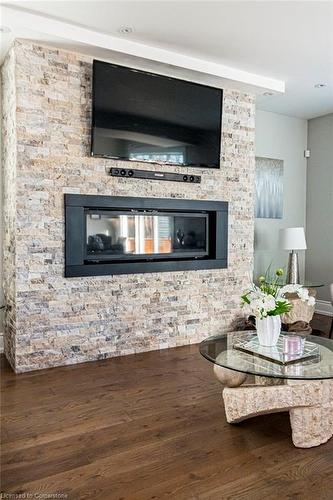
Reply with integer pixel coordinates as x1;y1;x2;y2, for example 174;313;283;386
314;83;327;88
118;26;134;35
0;26;11;34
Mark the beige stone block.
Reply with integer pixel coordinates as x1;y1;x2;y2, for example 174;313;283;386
215;368;333;448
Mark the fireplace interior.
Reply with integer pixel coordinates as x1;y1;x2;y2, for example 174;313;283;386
65;195;228;277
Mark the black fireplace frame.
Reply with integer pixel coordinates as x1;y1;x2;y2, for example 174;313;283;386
65;194;228;277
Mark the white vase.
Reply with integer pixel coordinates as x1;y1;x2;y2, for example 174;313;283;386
256;315;281;347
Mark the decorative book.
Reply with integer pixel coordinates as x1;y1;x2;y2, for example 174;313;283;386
233;336;320;365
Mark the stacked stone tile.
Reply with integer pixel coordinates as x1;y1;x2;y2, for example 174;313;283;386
1;40;255;372
1;46;17;368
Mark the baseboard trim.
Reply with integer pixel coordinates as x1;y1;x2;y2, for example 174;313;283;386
315;300;333;317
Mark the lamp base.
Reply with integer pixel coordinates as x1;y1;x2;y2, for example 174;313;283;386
287;250;300;284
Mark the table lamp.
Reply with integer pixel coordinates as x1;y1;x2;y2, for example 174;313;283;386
279;227;307;284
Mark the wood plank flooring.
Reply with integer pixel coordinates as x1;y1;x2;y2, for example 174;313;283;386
311;313;332;337
1;315;333;499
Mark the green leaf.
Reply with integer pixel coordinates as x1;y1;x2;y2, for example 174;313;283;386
241;294;250;305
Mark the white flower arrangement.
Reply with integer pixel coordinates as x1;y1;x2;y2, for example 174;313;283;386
279;284;315;307
241;269;315;320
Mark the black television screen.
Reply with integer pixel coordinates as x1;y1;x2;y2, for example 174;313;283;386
91;60;223;168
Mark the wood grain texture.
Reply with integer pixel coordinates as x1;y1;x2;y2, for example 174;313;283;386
1;337;333;499
311;313;333;337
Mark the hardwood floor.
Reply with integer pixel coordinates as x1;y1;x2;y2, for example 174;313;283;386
1;316;333;499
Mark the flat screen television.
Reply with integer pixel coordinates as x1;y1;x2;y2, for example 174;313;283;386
91;60;223;168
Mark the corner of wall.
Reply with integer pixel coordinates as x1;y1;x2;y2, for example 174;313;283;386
1;44;18;370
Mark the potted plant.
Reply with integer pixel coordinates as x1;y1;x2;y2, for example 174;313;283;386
241;269;315;347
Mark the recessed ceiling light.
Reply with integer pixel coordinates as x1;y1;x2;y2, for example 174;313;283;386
263;91;274;96
314;83;327;88
118;26;134;35
0;26;11;34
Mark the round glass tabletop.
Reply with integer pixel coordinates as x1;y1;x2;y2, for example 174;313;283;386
200;331;333;380
294;282;324;288
269;282;324;289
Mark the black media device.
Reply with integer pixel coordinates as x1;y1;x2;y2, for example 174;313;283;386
91;60;223;168
110;167;201;183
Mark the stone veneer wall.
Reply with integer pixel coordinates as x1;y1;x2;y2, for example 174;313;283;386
1;46;17;368
1;40;255;373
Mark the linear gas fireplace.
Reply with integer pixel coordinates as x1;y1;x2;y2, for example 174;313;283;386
65;195;228;277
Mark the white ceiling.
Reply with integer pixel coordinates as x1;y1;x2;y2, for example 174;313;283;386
1;1;333;119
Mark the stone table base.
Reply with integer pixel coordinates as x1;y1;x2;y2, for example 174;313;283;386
214;366;333;448
281;289;316;326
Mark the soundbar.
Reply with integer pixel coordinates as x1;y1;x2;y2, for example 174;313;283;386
110;167;201;184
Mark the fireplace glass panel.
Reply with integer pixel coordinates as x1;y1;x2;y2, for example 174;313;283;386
86;211;208;260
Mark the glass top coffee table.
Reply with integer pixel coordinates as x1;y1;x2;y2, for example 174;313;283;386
200;331;333;448
200;331;333;380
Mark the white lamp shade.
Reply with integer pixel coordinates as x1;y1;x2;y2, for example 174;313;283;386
279;227;307;250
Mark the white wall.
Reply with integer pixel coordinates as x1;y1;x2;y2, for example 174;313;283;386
255;110;308;280
305;113;333;303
